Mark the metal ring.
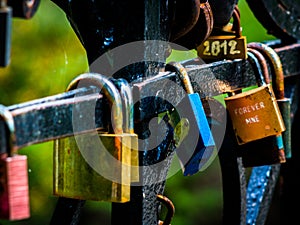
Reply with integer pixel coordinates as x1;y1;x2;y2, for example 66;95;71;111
0;104;16;155
157;194;175;225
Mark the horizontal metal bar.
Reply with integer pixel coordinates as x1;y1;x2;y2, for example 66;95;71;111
0;41;299;153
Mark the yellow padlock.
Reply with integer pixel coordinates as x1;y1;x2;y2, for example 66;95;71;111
53;73;132;203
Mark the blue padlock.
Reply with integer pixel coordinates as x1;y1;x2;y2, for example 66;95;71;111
165;62;215;176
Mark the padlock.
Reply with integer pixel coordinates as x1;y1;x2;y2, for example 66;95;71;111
0;4;12;67
197;5;247;60
232;50;286;167
247;42;292;159
165;62;215;176
0;105;30;220
157;194;175;225
224;50;285;145
111;78;139;183
53;73;132;203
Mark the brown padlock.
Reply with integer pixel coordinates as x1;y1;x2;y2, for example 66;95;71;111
236;49;286;167
0;105;30;220
224;50;285;145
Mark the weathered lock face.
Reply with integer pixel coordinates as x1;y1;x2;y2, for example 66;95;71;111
225;84;286;145
54;132;131;203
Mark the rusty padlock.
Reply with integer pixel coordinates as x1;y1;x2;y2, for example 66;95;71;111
224;50;285;145
111;78;139;183
235;49;286;167
157;194;175;225
248;42;292;159
197;5;247;60
53;73;132;203
0;105;30;220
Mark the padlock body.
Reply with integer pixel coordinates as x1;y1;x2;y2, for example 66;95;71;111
175;93;215;176
277;98;292;158
53;132;131;203
0;154;30;220
0;7;12;67
225;84;286;145
197;35;247;60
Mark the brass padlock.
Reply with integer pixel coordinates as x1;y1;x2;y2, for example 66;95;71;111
157;194;175;225
53;73;132;203
248;42;292;159
197;5;247;60
111;78;139;183
224;50;285;145
0;105;30;220
235;49;286;167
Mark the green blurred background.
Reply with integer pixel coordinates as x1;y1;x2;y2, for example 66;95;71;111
0;0;276;224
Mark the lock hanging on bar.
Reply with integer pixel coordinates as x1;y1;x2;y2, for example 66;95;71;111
53;73;132;203
0;105;30;220
233;49;286;167
247;42;292;159
111;78;139;183
197;5;247;60
224;50;285;145
165;62;215;176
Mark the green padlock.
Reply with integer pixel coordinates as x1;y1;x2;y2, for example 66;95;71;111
247;42;292;159
53;73;132;203
111;78;139;183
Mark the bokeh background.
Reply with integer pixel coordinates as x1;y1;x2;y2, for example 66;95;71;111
0;0;276;224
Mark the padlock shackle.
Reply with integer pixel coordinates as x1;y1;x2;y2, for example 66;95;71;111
66;73;124;134
247;47;270;84
165;61;194;94
111;78;134;134
247;42;285;100
232;5;241;38
246;51;267;87
0;104;16;156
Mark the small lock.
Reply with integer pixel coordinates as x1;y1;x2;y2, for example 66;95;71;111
224;50;285;145
247;42;292;159
53;73;132;203
0;105;30;220
157;194;175;225
197;5;247;60
229;50;286;167
0;4;12;67
165;62;215;176
111;78;139;183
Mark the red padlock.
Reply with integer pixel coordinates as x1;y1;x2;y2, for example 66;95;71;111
0;105;30;220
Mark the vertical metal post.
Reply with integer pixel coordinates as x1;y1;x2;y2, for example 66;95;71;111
50;0;175;224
